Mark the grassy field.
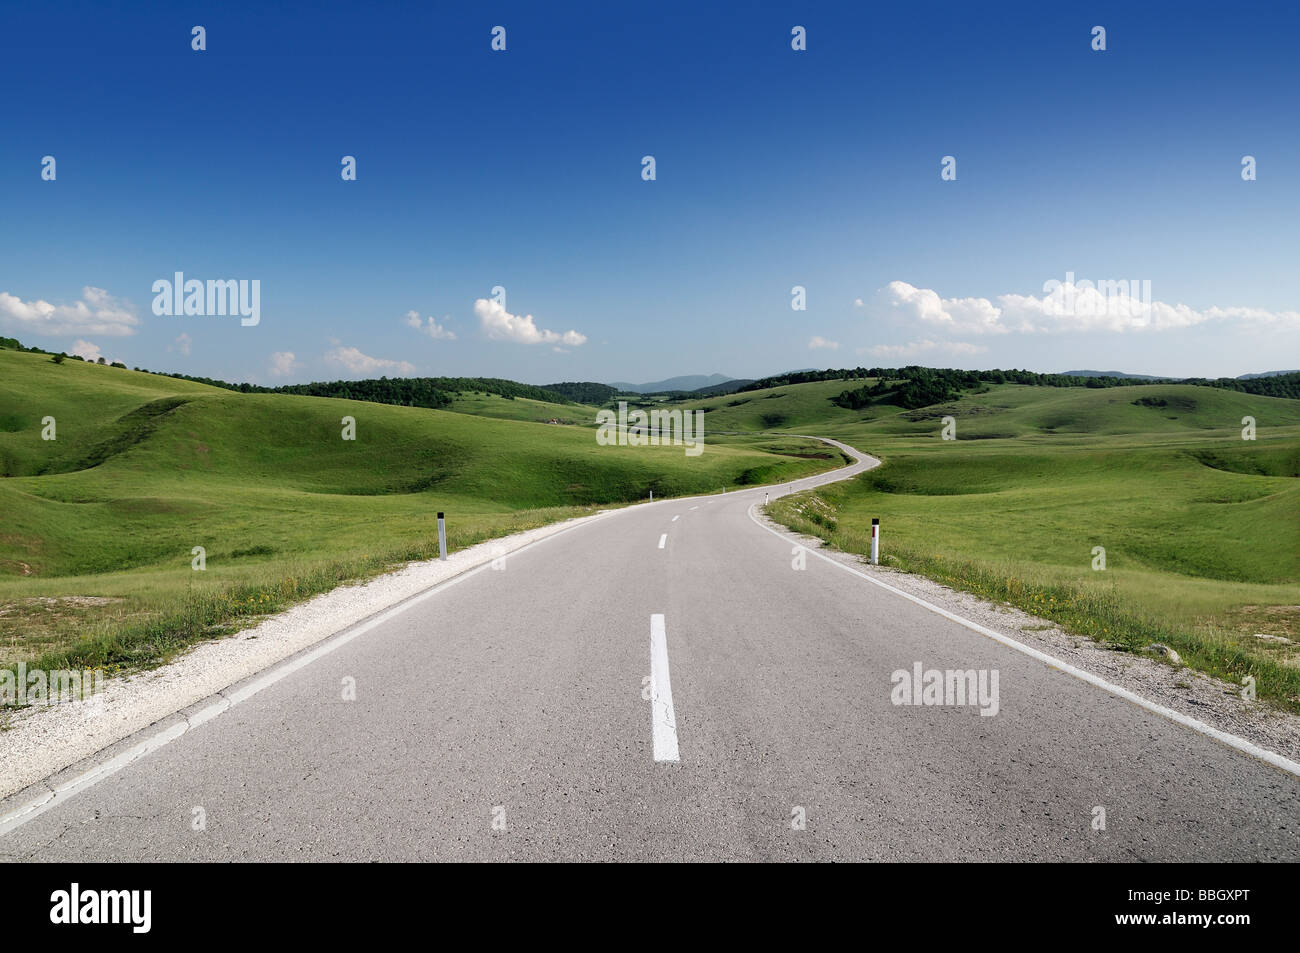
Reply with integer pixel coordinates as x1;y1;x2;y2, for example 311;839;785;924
6;349;1298;709
750;378;1300;708
0;349;839;673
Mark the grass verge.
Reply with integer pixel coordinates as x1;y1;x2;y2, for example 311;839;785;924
768;492;1300;713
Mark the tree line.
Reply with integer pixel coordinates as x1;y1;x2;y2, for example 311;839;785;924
735;365;1300;408
157;374;574;408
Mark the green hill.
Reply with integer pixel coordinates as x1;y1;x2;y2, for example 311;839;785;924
679;378;892;432
0;348;837;672
0;353;222;477
6;346;1298;708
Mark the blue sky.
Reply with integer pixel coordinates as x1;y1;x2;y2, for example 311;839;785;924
2;0;1297;384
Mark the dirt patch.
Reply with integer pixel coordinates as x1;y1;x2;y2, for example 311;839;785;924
901;403;1004;422
0;534;43;558
0;597;127;659
1229;605;1300;641
0;595;124;619
23;596;121;608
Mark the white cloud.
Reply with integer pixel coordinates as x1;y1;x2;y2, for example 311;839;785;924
808;336;839;350
858;339;989;360
324;346;415;376
172;333;192;356
269;351;300;377
876;281;1007;335
404;310;456;340
69;340;104;362
874;280;1300;336
474;298;586;346
0;286;141;337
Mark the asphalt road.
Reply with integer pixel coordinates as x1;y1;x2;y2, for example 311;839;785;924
2;440;1297;861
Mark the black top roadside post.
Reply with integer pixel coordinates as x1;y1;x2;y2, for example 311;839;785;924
437;512;447;561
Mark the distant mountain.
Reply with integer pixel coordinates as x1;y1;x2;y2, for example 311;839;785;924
609;373;735;393
1237;370;1300;380
1062;370;1169;380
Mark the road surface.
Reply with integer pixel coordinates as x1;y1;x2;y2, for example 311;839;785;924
2;440;1297;861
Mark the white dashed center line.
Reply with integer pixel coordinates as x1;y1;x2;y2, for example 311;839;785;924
649;614;680;762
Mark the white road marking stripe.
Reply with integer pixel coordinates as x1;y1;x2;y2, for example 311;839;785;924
650;614;680;762
672;515;680;522
747;503;1300;779
690;506;698;510
658;534;667;549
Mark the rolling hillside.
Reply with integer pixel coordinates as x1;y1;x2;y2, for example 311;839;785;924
5;348;1298;706
0;348;839;670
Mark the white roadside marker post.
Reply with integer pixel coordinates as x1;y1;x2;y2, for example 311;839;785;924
649;490;653;502
437;511;447;561
870;518;880;565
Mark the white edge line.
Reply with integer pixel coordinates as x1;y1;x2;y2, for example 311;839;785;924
650;613;680;762
658;534;667;549
0;510;615;838
748;502;1300;779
